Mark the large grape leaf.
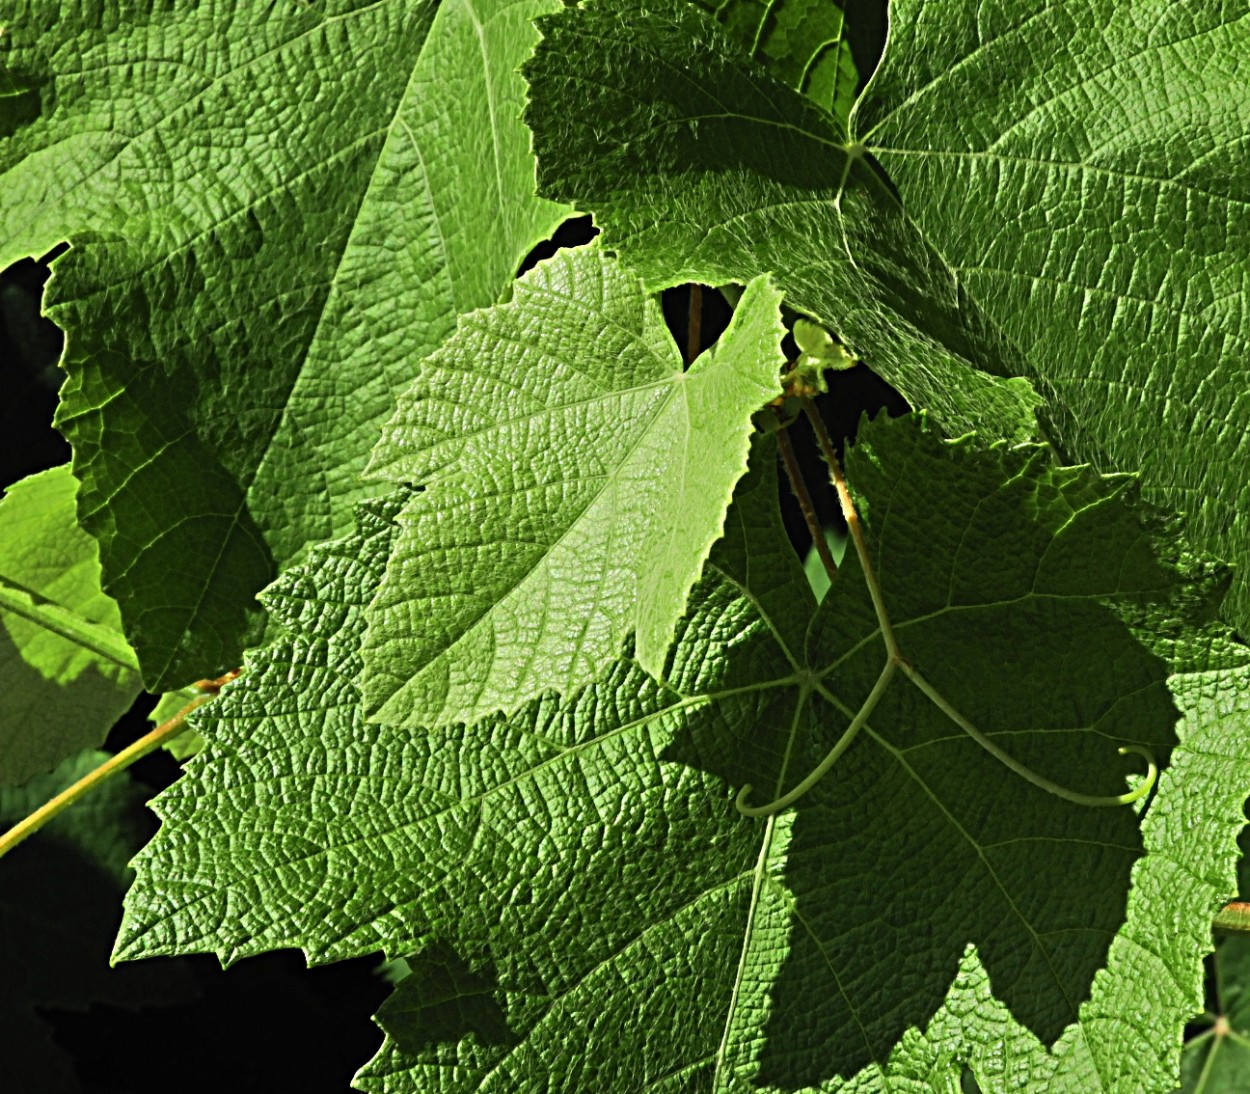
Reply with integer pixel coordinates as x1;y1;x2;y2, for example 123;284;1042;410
0;0;569;689
0;466;141;785
362;245;786;728
856;0;1250;636
523;0;1042;443
117;413;1235;1091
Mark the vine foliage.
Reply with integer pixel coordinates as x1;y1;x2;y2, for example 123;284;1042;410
2;0;1250;1090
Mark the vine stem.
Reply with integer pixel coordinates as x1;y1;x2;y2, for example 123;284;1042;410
0;669;240;862
903;664;1157;806
686;283;702;364
801;399;901;660
777;421;838;584
1214;902;1250;936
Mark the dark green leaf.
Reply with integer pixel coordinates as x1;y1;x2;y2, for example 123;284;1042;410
119;415;1234;1091
859;0;1250;636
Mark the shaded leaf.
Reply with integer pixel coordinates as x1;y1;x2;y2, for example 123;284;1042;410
858;0;1250;635
524;0;1042;443
697;0;858;131
118;414;1223;1092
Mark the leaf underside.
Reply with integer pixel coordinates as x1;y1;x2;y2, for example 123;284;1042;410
362;245;786;728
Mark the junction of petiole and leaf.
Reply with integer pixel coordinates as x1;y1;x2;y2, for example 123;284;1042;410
735;396;1159;818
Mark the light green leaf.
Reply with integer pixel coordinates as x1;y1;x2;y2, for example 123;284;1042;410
695;0;859;132
0;0;569;689
362;245;786;728
119;415;1231;1092
857;0;1250;635
523;0;1042;443
148;686;204;761
0;467;141;786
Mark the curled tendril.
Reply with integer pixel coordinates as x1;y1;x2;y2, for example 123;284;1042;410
1000;744;1159;808
734;664;895;818
735;737;1157;819
734;656;1159;818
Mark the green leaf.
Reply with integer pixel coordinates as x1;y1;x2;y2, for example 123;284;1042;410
0;466;141;785
856;0;1250;636
362;245;786;728
0;0;569;689
869;651;1250;1093
149;686;205;761
695;0;859;132
0;750;194;1092
119;414;1229;1091
523;0;1042;443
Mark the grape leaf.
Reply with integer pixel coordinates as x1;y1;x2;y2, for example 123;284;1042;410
362;244;786;728
0;466;141;785
118;413;1228;1091
695;0;859;132
0;750;194;1092
856;0;1250;636
0;0;568;689
523;0;1043;443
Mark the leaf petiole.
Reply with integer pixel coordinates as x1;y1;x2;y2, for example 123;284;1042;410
777;420;838;584
0;669;240;862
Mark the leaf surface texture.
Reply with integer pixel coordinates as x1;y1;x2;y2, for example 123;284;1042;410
523;0;1042;443
0;0;568;687
363;245;786;727
118;415;1240;1092
858;0;1250;634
